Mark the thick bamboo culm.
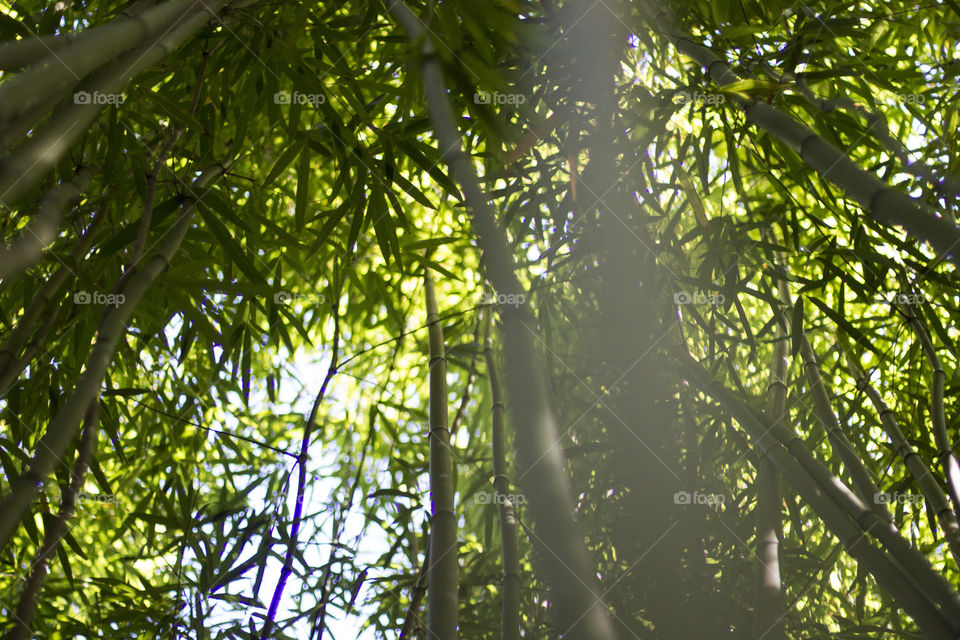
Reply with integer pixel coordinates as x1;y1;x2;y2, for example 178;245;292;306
484;311;521;640
0;0;201;120
0;0;226;204
0;0;156;70
425;271;458;640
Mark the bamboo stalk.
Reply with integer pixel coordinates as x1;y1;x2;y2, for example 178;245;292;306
0;196;107;382
387;3;617;638
754;315;788;640
798;332;889;519
0;0;200;121
678;354;957;639
757;385;960;625
767;268;890;520
0;161;227;551
792;79;960;199
484;311;521;640
5;401;97;640
900;303;960;528
845;353;960;566
424;270;458;640
665;31;960;270
0;0;155;70
0;166;92;281
0;0;226;205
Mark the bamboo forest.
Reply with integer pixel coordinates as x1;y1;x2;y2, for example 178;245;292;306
4;0;960;638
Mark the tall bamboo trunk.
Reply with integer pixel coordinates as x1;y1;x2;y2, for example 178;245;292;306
388;3;617;639
484;312;521;640
425;271;458;640
754;297;788;640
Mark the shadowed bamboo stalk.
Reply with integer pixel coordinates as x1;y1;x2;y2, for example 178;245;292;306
753;371;960;625
0;160;228;551
798;331;889;520
900;303;960;528
754;303;788;640
0;0;226;205
5;401;97;640
766;268;890;521
0;203;108;397
678;354;957;639
0;0;200;121
791;79;960;199
484;311;521;640
0;166;92;281
845;353;960;566
387;3;617;638
663;29;960;269
424;270;458;640
0;0;155;70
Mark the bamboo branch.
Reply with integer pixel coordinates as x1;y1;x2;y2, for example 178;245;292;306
845;353;960;566
0;166;92;281
768;270;890;521
678;354;957;639
424;270;458;640
259;277;342;640
0;0;226;205
387;3;617;638
5;401;97;640
0;161;227;552
900;303;960;528
399;538;430;640
664;30;960;270
484;310;521;640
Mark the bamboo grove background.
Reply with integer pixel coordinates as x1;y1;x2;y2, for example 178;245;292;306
2;0;960;638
